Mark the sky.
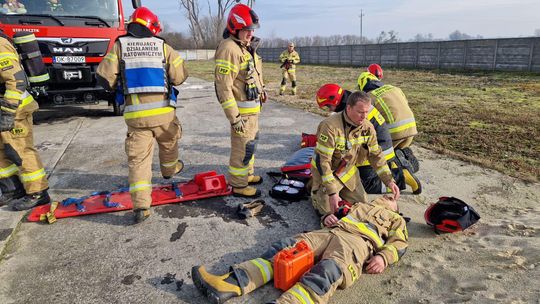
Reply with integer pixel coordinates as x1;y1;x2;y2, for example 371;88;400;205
123;0;540;40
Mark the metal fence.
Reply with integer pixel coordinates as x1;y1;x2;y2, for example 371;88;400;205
258;37;540;72
176;49;215;61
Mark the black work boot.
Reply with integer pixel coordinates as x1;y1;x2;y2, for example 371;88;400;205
0;176;26;207
133;209;151;224
401;147;420;173
192;265;242;304
10;190;51;211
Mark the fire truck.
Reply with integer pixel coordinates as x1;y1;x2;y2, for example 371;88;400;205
0;0;141;115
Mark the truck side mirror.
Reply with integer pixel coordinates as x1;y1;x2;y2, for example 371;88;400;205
131;0;141;8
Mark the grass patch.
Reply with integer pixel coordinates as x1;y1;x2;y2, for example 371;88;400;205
185;60;540;182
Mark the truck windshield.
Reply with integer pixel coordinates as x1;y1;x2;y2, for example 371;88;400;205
0;0;120;26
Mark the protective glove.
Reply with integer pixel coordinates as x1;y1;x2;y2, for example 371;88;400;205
0;100;17;132
231;115;245;134
245;80;260;101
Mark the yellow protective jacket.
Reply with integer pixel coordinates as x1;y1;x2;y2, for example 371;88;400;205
311;111;393;195
215;36;264;124
369;85;417;141
0;37;38;119
96;38;188;128
279;49;300;71
336;196;408;266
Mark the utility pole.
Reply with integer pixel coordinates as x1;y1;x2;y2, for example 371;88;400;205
359;10;365;44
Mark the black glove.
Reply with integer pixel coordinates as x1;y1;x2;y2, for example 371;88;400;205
245;80;260;101
0;100;17;132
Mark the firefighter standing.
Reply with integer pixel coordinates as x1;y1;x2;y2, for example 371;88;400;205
214;4;266;198
192;196;408;304
96;7;188;223
279;42;300;95
311;91;400;219
316;84;421;194
0;33;50;210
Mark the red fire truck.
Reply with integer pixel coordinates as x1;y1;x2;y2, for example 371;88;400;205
0;0;141;115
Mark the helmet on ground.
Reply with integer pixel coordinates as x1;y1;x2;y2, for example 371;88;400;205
368;63;383;79
129;7;161;35
316;84;344;109
424;197;481;233
357;71;379;91
226;4;260;35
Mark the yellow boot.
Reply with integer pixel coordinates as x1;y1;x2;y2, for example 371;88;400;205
279;85;286;95
233;186;261;198
247;175;263;185
291;87;297;95
192;266;242;304
403;169;422;194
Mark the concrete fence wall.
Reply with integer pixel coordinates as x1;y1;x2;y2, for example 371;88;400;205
177;49;216;61
258;37;540;72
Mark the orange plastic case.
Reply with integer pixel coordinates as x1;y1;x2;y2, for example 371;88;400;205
274;240;314;291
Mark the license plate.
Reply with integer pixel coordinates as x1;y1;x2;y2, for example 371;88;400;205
53;56;86;63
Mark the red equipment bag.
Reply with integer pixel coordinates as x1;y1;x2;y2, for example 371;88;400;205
300;133;317;148
424;197;480;233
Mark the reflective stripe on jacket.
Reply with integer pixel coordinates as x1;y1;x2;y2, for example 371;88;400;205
370;85;417;141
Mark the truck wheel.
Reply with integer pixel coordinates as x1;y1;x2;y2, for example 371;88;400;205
112;102;124;116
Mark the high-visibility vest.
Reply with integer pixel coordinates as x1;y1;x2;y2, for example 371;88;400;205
118;36;167;95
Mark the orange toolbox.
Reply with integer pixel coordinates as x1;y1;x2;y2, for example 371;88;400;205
274;240;314;291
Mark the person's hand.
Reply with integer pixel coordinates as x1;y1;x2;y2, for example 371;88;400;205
231;117;245;134
387;181;400;201
329;193;340;213
323;214;339;227
366;255;386;274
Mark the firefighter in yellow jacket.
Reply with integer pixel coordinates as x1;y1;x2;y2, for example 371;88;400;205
0;32;50;210
358;70;417;149
97;7;188;223
192;195;408;304
311;91;400;218
279;42;300;95
215;4;266;198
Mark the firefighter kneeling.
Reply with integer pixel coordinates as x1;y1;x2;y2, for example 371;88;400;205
192;196;408;304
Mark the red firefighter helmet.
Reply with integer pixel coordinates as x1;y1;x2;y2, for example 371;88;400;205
316;84;344;109
129;7;162;35
226;4;260;34
367;63;383;79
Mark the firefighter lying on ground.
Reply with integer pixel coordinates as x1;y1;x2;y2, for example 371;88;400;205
310;90;400;220
279;42;300;95
0;30;51;210
96;7;188;223
316;83;421;195
357;65;419;172
214;4;266;198
192;195;408;304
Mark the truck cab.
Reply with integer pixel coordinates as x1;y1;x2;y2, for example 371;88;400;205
0;0;140;115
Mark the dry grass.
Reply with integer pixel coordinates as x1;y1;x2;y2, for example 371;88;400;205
185;60;540;182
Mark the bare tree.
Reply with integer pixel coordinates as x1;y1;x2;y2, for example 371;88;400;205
179;0;206;47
